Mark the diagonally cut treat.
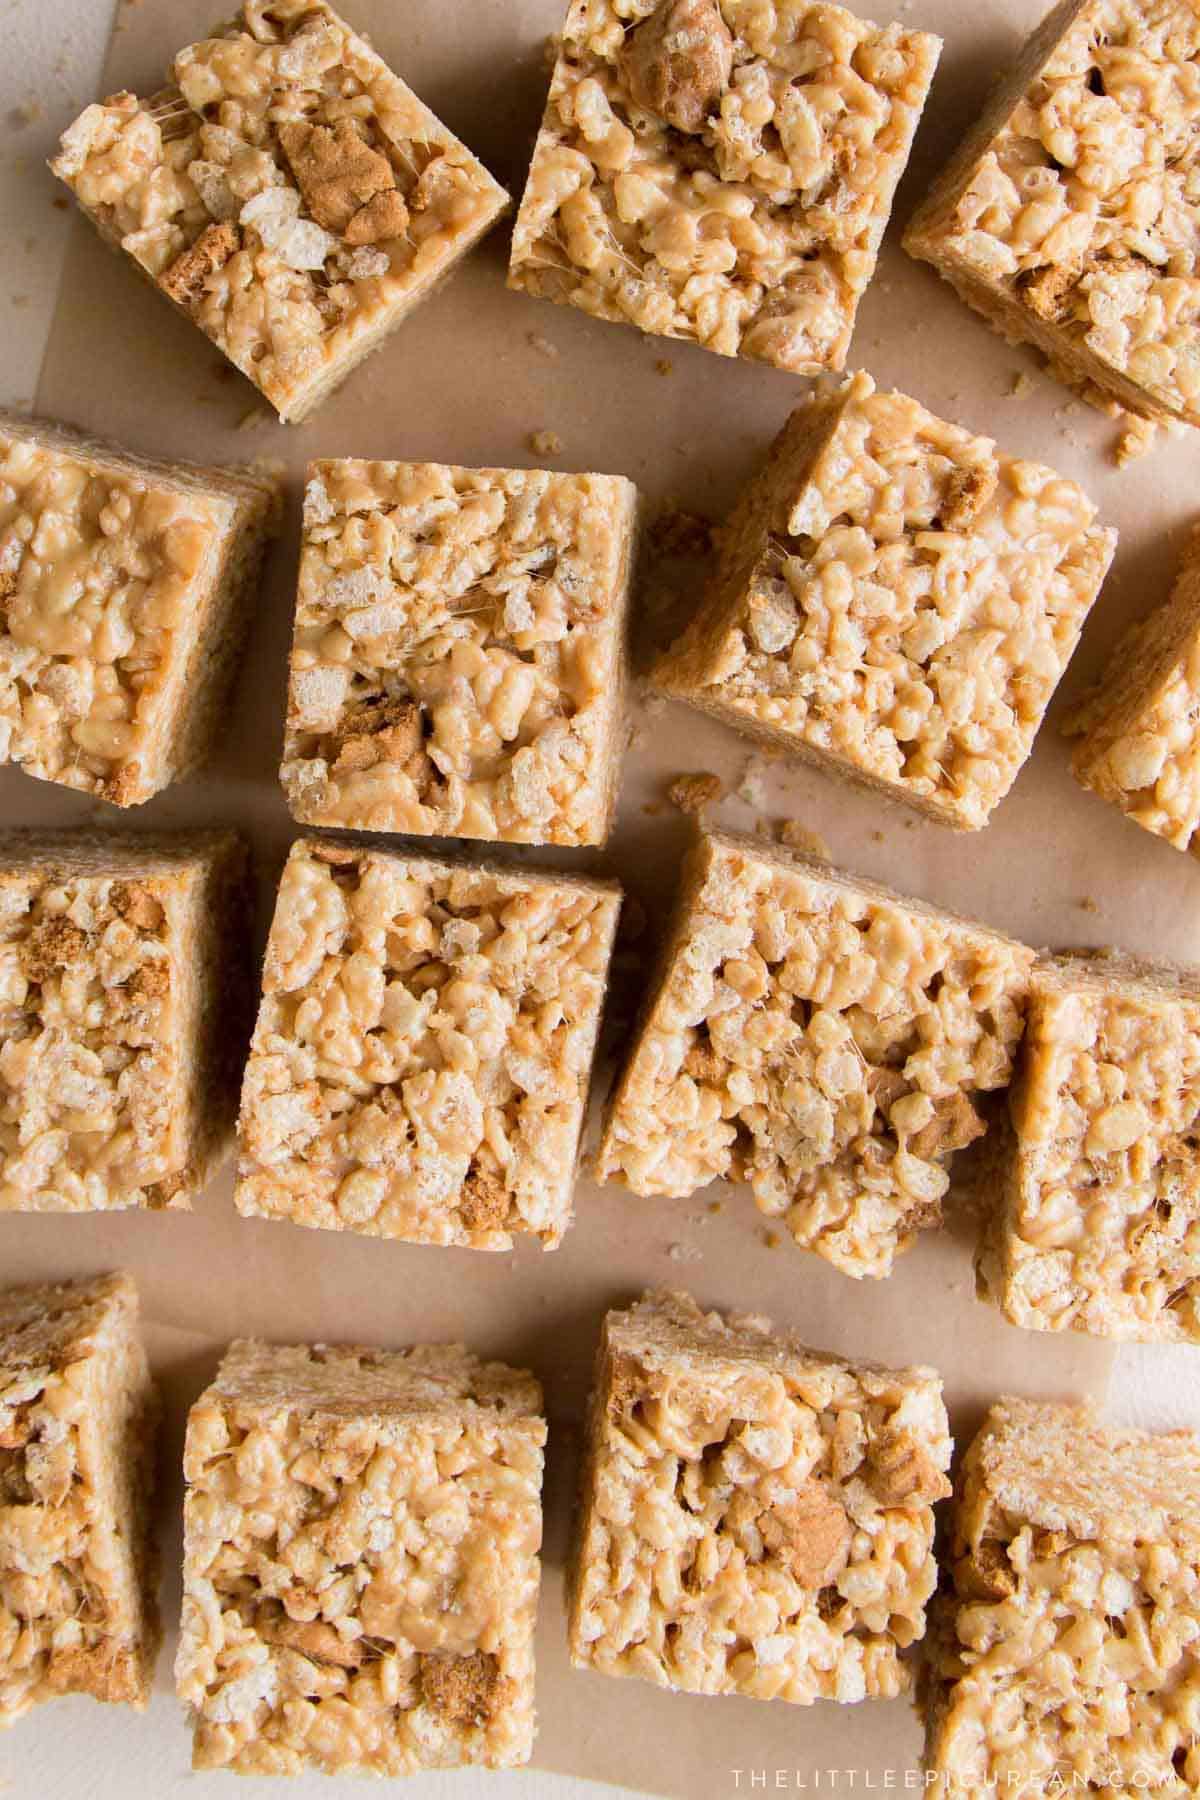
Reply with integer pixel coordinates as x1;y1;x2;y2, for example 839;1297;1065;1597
51;1;509;422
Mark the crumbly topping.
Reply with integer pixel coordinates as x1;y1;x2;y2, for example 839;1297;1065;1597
0;1273;159;1726
979;954;1200;1343
926;1398;1200;1795
281;460;636;846
177;1338;545;1776
51;0;508;420
668;770;724;813
596;830;1032;1280
236;839;621;1249
570;1289;950;1702
907;0;1200;425
509;0;939;371
0;417;253;805
655;373;1117;830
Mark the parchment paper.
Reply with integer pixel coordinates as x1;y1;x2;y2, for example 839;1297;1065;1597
6;0;1196;1789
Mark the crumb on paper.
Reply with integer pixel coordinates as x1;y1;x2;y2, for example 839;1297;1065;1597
1078;896;1099;914
655;357;674;376
779;820;831;860
1010;371;1033;398
871;830;885;843
668;1241;703;1264
1114;415;1157;467
736;753;771;808
51;195;69;211
648;504;714;559
527;429;563;458
10;100;43;129
668;771;724;815
708;1199;723;1215
761;1228;782;1249
527;332;559;361
642;800;664;817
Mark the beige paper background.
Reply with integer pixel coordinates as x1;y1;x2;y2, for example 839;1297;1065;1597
5;0;1198;1788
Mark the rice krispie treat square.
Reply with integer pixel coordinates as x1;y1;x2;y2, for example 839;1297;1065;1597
236;837;621;1249
596;828;1033;1280
0;1272;160;1726
280;458;638;846
652;372;1117;829
0;409;278;806
176;1337;545;1775
0;830;251;1214
905;0;1200;428
569;1288;951;1703
508;0;940;373
1065;525;1200;854
978;951;1200;1343
925;1397;1200;1794
51;0;509;423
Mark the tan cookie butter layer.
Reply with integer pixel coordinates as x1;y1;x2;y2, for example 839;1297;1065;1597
281;458;638;846
176;1338;545;1775
653;372;1116;829
978;951;1200;1343
509;0;939;372
569;1288;951;1703
924;1398;1200;1796
595;829;1033;1280
236;837;621;1249
0;829;250;1214
0;409;278;806
51;0;508;423
0;1272;160;1726
905;0;1200;427
1066;525;1200;854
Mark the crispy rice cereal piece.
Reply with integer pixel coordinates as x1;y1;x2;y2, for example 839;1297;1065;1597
905;0;1200;428
568;1288;951;1702
1065;525;1200;853
652;372;1117;830
280;459;638;846
508;0;940;373
0;1272;160;1726
51;0;508;423
977;950;1200;1343
235;837;621;1249
595;828;1033;1280
0;409;278;807
0;829;251;1213
176;1337;545;1774
924;1397;1200;1795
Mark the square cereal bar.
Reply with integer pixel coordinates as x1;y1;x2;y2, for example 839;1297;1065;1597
924;1398;1200;1794
280;458;638;846
905;0;1200;427
595;828;1033;1280
977;950;1200;1342
51;0;509;423
508;0;939;372
0;829;251;1213
176;1337;545;1774
1065;525;1200;854
569;1288;951;1702
236;837;621;1248
0;409;278;806
652;372;1116;829
0;1272;160;1726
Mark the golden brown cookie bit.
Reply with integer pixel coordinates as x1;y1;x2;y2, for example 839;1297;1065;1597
597;829;1033;1281
667;771;723;814
653;372;1117;831
0;1273;160;1726
177;1339;545;1775
51;1;509;422
509;0;940;372
978;950;1200;1343
925;1398;1200;1793
570;1289;951;1703
236;838;621;1250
